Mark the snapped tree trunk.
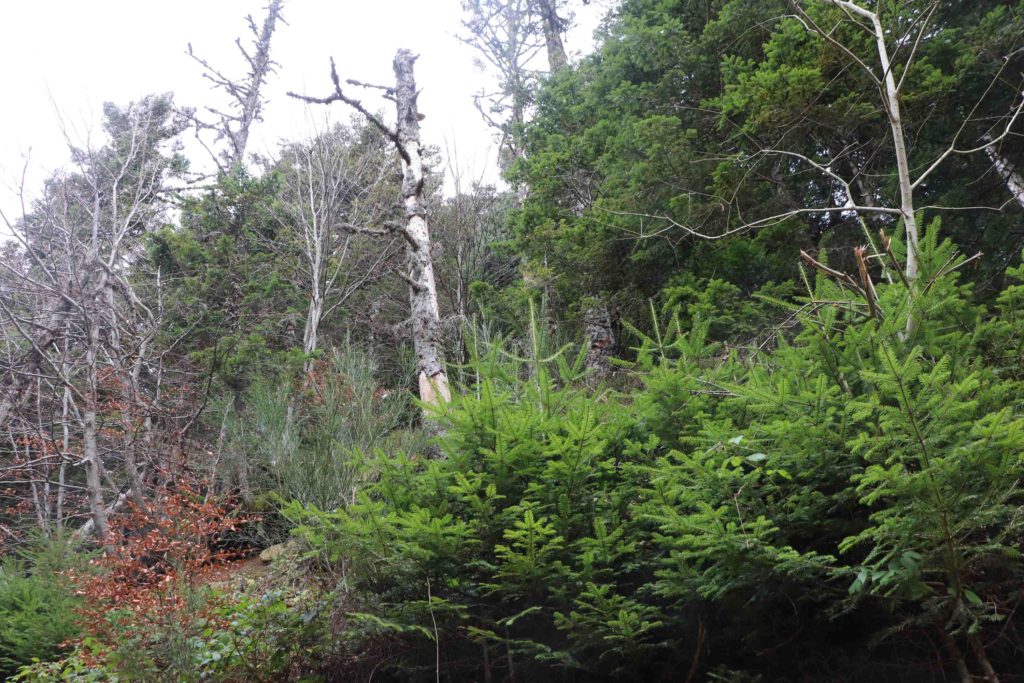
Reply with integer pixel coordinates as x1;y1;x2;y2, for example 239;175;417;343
584;304;616;380
289;50;452;410
393;50;451;408
189;0;285;170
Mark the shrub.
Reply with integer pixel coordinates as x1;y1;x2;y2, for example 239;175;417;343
286;230;1024;680
0;535;88;676
229;344;420;513
64;488;242;679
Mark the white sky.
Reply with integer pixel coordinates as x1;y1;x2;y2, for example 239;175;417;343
0;0;609;216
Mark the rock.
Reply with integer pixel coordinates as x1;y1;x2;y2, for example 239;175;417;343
259;540;296;564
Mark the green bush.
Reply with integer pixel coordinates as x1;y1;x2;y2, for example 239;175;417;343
186;584;331;682
229;343;420;514
286;229;1024;681
13;583;332;683
10;650;115;683
0;535;89;677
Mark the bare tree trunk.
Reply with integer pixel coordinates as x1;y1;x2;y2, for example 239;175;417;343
28;443;47;533
56;363;71;531
77;489;132;541
106;283;148;510
935;624;973;683
231;391;252;502
189;0;285;170
276;127;394;380
394;51;452;408
0;295;73;430
821;1;920;335
303;291;323;377
969;634;1000;683
83;303;109;543
985;139;1024;210
231;0;283;167
870;14;919;286
290;50;451;410
129;337;153;508
32;379;52;533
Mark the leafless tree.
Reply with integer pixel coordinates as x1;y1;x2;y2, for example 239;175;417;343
273;120;402;377
459;0;584;163
290;51;452;408
188;0;286;172
610;0;1023;338
0;96;184;542
183;1;287;495
791;0;1022;334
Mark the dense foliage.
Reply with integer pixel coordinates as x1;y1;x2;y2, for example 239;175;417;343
0;537;86;677
270;231;1024;680
3;0;1024;681
513;0;1024;324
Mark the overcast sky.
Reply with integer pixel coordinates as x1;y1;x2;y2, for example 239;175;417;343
0;0;608;216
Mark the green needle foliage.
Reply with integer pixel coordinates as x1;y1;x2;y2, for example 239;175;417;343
287;224;1024;681
0;535;90;677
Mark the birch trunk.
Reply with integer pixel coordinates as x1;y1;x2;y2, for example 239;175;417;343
304;290;323;377
868;11;920;285
394;50;451;407
289;51;452;408
985;140;1024;211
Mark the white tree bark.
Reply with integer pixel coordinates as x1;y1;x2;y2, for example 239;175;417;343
290;51;452;409
394;50;452;406
276;127;395;378
188;0;285;170
821;1;920;284
985;140;1024;211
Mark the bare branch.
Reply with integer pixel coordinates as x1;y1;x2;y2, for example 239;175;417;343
288;58;409;165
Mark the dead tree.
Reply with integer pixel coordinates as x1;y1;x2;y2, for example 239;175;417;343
459;0;584;163
985;136;1024;211
188;0;286;171
0;96;183;542
186;1;287;491
273;123;400;378
290;51;451;408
